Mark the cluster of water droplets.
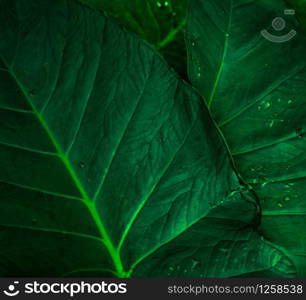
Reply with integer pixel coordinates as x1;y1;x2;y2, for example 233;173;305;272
276;194;292;208
256;98;305;140
156;1;170;8
166;259;201;276
257;100;271;111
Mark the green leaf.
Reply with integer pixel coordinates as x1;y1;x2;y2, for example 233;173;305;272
186;0;306;276
78;0;188;78
286;0;306;33
0;0;294;277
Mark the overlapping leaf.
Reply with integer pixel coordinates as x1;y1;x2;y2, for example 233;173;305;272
186;0;306;276
0;0;295;277
79;0;188;78
287;0;306;33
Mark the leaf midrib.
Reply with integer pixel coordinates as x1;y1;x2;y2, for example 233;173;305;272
207;0;233;108
2;58;127;277
156;18;187;49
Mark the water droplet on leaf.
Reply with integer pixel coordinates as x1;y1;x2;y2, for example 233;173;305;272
78;161;85;168
268;120;274;128
285;183;294;188
263;101;271;110
228;190;239;197
261;181;268;188
191;259;200;270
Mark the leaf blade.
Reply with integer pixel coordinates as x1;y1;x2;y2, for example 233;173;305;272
187;0;306;276
0;0;296;277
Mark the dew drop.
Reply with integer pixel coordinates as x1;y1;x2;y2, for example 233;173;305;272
225;33;230;37
288;99;293;104
268;120;275;128
169;266;174;271
284;196;291;202
228;190;239;197
78;161;85;168
285;183;294;188
156;1;162;8
164;1;169;7
261;181;268;188
277;202;283;208
191;41;196;47
263;101;271;110
257;105;262;111
191;259;200;270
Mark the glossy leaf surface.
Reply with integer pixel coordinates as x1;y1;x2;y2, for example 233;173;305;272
79;0;188;78
187;0;306;276
0;0;294;277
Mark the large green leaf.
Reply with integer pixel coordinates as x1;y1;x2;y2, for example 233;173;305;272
186;0;306;276
78;0;188;78
78;0;187;46
286;0;306;33
0;0;294;277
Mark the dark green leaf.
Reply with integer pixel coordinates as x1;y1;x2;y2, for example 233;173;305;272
187;0;306;276
0;0;294;277
78;0;188;78
286;0;306;33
